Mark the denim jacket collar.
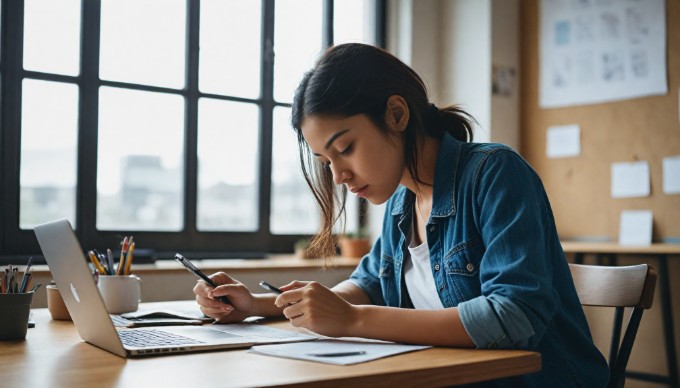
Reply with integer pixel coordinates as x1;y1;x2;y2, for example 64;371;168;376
390;133;462;220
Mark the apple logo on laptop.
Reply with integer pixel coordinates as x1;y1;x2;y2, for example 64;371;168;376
70;283;80;303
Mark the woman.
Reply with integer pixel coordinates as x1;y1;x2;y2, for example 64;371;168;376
194;43;609;387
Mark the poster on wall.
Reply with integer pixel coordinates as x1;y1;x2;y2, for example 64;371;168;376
540;0;667;108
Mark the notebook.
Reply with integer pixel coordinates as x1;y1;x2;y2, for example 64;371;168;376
34;218;316;358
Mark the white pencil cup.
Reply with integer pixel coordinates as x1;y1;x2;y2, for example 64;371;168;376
97;275;141;314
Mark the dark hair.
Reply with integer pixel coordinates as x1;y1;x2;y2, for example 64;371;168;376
291;43;474;259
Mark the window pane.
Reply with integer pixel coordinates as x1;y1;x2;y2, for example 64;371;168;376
334;0;376;45
20;79;79;229
197;99;259;231
273;0;323;104
23;0;81;76
270;107;319;234
199;0;261;98
97;87;184;231
100;0;186;89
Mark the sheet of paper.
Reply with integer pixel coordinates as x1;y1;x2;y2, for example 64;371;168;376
249;338;431;365
210;324;317;343
546;124;581;158
619;210;653;246
540;0;667;108
611;161;650;198
663;155;680;195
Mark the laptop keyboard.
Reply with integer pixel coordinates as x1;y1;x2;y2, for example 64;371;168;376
118;329;204;348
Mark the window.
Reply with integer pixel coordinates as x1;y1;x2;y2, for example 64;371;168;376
0;0;385;261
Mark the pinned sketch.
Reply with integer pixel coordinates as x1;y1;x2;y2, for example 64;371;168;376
540;0;667;108
611;161;650;198
492;65;516;97
546;124;581;158
663;155;680;195
619;210;653;246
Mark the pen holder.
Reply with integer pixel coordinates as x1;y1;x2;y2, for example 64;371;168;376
0;292;34;341
97;275;141;314
46;284;71;320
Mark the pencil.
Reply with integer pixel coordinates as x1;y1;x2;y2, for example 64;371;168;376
88;251;107;275
124;242;135;275
117;237;128;276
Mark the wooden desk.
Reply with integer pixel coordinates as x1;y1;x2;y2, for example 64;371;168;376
0;305;541;387
561;242;680;387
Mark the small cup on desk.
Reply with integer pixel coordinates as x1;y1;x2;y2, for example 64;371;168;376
0;292;35;341
46;284;71;320
97;275;141;314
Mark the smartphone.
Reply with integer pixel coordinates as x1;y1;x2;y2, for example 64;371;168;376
259;281;283;294
174;253;231;304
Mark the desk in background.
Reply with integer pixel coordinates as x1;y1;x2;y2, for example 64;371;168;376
0;304;541;387
561;242;680;388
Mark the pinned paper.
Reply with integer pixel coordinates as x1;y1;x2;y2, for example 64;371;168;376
619;210;653;246
546;124;581;158
663;155;680;195
611;161;650;198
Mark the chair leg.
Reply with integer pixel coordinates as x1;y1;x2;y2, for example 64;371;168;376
657;255;680;387
608;307;624;373
610;308;645;388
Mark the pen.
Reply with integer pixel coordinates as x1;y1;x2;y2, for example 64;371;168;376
30;282;42;293
174;253;231;304
107;248;116;275
19;273;32;293
306;351;367;357
19;257;33;292
259;281;283;294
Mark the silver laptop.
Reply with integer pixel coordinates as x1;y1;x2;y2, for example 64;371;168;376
34;218;316;358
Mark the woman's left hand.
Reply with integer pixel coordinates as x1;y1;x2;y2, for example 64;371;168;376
276;281;358;337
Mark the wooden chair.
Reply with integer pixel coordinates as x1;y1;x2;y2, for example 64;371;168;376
569;263;657;388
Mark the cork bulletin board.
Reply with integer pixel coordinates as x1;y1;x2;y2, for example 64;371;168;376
520;0;680;242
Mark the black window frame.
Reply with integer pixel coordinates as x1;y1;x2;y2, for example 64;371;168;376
0;0;386;264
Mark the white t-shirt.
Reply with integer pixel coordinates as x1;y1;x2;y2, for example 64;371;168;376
404;224;445;310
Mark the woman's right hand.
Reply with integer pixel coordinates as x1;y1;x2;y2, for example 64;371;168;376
193;272;256;323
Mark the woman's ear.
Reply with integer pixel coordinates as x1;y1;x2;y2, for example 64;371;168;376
384;95;409;133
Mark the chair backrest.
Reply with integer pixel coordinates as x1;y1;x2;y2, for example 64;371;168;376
569;263;657;388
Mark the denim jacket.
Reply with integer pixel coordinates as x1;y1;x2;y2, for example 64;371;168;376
348;133;609;387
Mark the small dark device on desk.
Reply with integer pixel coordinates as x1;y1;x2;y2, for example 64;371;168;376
174;253;231;304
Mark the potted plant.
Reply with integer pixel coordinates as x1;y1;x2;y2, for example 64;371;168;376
338;228;371;259
294;239;314;259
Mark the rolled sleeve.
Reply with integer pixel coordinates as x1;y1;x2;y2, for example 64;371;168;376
348;238;386;306
459;294;534;349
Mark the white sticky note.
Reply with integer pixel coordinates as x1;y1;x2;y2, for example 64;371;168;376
546;124;581;158
619;210;653;246
663;155;680;195
611;161;650;198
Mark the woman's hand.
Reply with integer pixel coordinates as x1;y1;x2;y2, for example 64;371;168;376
193;272;255;323
276;281;359;337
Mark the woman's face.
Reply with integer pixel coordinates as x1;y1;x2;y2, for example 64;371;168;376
301;114;406;205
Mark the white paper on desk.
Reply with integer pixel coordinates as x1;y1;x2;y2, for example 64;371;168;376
663;155;680;195
611;161;650;198
249;339;431;365
619;210;653;246
546;124;580;158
